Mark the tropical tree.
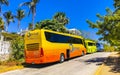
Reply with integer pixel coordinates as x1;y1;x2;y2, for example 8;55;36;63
19;0;40;29
28;23;33;30
35;12;69;33
114;0;120;8
0;17;4;31
35;19;60;31
53;12;69;25
0;0;9;13
3;11;14;31
35;19;67;32
86;0;120;47
86;8;115;44
15;9;25;31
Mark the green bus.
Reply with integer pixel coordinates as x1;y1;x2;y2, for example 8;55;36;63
85;39;97;53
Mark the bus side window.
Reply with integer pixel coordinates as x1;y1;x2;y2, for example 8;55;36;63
45;32;52;41
50;34;59;42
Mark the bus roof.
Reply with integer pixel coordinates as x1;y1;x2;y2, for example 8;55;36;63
27;29;84;39
85;39;96;43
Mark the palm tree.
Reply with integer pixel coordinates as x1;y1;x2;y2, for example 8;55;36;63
3;11;14;31
15;9;25;31
19;0;40;29
0;17;4;31
53;12;69;25
53;12;69;32
0;0;9;13
28;23;33;30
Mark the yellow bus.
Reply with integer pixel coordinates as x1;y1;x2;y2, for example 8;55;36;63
85;39;97;53
24;29;86;64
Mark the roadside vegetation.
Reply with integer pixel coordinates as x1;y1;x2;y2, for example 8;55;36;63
87;0;120;52
87;1;120;74
0;33;24;73
0;0;120;73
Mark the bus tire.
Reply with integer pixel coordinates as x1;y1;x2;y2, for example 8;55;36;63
60;53;65;63
82;51;84;56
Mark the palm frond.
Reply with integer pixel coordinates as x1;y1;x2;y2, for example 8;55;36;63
19;2;31;7
4;0;9;6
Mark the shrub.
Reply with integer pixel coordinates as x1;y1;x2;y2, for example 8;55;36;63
104;44;116;52
10;37;24;63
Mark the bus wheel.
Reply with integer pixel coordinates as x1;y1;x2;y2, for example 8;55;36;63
82;51;84;56
60;54;65;63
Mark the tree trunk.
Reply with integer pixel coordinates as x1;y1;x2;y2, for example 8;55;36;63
6;22;9;32
32;7;36;30
6;24;8;32
18;20;20;32
32;13;35;29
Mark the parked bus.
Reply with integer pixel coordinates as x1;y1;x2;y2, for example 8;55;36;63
96;43;104;52
85;39;97;53
24;29;86;64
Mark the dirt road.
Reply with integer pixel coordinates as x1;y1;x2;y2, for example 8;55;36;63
0;52;111;75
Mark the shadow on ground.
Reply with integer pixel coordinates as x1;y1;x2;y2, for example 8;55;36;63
84;52;120;73
22;55;82;69
84;57;107;65
22;62;59;68
104;54;120;73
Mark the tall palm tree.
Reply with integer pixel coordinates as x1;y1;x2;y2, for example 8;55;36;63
15;9;25;31
3;11;14;31
19;0;40;29
0;17;4;31
53;12;69;25
53;12;69;32
0;0;9;13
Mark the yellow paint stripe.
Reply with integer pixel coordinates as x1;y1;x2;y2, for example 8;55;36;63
94;64;104;75
94;52;118;75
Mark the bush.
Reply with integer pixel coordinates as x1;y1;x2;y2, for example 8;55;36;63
104;44;116;52
10;37;24;63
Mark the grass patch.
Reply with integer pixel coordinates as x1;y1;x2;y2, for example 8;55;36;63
0;59;24;73
0;65;24;73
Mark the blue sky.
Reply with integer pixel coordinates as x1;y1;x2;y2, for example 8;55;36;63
2;0;114;40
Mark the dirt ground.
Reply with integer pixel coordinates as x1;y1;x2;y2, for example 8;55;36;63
99;52;120;75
